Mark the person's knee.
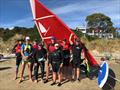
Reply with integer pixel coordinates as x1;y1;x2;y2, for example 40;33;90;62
47;64;50;69
58;71;62;75
47;62;50;67
73;68;76;71
77;68;80;71
22;63;25;67
16;65;19;71
53;72;56;74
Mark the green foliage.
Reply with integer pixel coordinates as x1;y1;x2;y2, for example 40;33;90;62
86;13;115;35
0;28;14;41
72;29;84;38
0;26;41;42
85;34;98;41
0;25;118;43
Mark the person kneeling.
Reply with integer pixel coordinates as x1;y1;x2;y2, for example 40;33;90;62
50;43;63;86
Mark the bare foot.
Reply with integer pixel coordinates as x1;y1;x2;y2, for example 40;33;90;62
21;77;25;81
29;78;33;82
19;79;23;84
18;77;24;84
14;77;17;80
34;80;38;83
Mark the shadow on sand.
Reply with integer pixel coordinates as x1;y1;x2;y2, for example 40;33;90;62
0;67;12;71
23;70;53;82
87;66;116;90
102;68;116;90
19;64;116;89
0;57;15;62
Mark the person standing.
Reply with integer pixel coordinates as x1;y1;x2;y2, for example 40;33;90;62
50;43;63;86
69;34;83;82
31;39;38;74
12;39;23;80
33;43;47;83
19;36;33;83
44;37;56;83
61;39;70;79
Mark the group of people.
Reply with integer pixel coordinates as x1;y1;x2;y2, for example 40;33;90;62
13;35;88;86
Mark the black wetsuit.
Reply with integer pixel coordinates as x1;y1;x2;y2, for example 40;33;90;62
62;49;70;66
51;48;63;72
72;44;83;68
34;48;47;80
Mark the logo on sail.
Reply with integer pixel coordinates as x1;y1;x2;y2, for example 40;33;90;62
38;22;47;33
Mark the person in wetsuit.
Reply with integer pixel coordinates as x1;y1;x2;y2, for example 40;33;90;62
69;34;83;82
12;39;23;80
50;43;63;86
61;39;70;79
44;37;56;83
31;39;38;75
33;43;47;83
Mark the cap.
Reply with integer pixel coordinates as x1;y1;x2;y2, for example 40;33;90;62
25;36;30;41
54;43;59;47
34;39;38;42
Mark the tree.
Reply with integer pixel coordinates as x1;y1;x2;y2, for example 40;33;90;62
85;13;115;35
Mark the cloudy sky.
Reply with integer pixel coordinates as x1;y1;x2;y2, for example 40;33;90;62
0;0;120;29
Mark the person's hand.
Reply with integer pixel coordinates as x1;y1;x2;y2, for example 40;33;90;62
23;56;28;60
85;59;88;63
70;33;74;38
49;63;52;67
73;35;77;39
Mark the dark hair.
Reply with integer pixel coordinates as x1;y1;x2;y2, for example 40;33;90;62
75;38;80;42
34;39;38;42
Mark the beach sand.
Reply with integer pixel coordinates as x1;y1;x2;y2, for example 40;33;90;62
0;58;120;90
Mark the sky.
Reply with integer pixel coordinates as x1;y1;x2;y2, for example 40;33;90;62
0;0;120;29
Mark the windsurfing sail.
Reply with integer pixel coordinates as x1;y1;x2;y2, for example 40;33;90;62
29;0;98;66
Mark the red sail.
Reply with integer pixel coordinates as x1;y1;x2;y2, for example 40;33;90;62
29;0;98;66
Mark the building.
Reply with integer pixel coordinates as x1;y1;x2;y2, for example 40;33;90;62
76;26;114;39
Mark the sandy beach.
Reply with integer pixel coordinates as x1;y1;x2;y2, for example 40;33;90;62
0;0;120;90
0;57;120;90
